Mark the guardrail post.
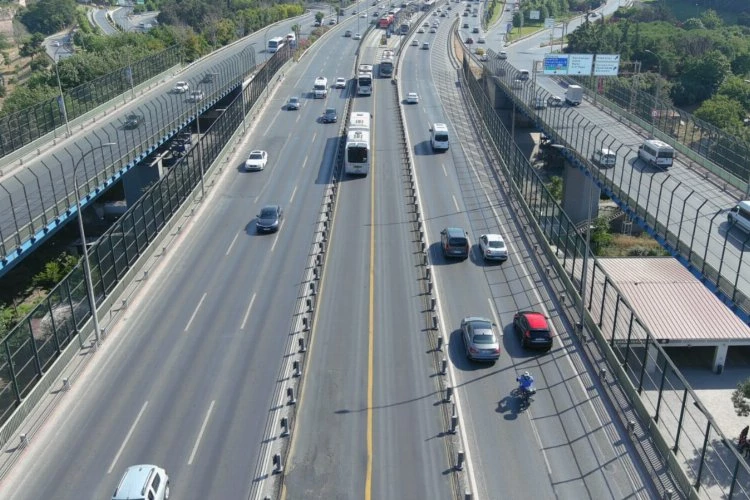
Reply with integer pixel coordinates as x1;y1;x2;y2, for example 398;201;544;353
280;417;289;437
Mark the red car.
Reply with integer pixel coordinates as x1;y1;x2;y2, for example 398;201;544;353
513;311;553;351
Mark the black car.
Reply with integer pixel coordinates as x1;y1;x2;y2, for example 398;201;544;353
202;72;217;84
123;114;143;129
440;227;469;259
256;205;283;233
322;107;338;123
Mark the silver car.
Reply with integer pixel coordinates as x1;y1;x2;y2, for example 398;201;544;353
461;317;501;362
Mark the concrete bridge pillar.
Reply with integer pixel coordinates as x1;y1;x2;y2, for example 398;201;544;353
123;157;164;206
562;162;600;226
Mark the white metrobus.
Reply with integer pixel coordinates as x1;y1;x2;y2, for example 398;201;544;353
637;139;674;168
357;64;374;96
345;112;371;175
267;36;285;53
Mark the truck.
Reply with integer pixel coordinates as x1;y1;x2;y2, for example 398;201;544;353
565;85;583;106
314;77;328;99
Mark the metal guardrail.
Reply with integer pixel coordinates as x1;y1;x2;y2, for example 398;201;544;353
461;53;750;499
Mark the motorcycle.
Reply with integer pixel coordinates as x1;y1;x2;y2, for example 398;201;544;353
515;374;536;408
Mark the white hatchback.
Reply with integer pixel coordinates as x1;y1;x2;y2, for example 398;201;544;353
479;234;508;262
406;92;419;104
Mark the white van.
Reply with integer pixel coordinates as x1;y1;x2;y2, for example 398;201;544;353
113;465;170;500
592;148;617;167
638;139;674;168
728;200;750;233
430;123;449;152
518;69;530;81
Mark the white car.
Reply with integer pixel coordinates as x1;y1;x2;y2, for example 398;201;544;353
478;37;485;43
188;90;205;102
479;234;508;262
360;13;367;18
429;27;437;33
245;150;268;171
52;40;61;47
335;77;347;89
353;33;361;40
417;27;425;33
497;50;508;60
412;39;419;46
172;81;190;93
406;92;419;104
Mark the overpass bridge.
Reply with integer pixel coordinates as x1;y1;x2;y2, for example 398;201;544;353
0;41;261;278
480;51;750;324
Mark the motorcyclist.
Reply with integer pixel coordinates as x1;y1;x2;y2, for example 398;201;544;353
516;371;535;394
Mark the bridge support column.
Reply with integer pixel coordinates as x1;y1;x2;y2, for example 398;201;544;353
712;343;728;374
123;157;164;206
646;342;659;374
562;162;600;225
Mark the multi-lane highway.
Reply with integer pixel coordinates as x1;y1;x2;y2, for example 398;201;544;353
283;27;453;499
0;12;353;500
396;12;651;498
0;2;665;498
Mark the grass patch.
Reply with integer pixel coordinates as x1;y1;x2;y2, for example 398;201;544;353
506;25;543;42
599;233;671;257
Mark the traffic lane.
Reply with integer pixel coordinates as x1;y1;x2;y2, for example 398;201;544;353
283;179;372;498
94;8;119;35
371;81;453;499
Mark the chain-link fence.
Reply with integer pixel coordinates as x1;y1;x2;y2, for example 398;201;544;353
0;46;182;160
0;44;292;429
463;54;750;499
0;44;259;271
567;74;750;190
481;50;750;322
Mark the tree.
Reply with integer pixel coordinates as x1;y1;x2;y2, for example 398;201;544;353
694;95;744;129
672;51;731;106
590;216;612;254
19;0;77;35
682;18;704;30
732;378;750;417
315;11;324;24
699;9;722;30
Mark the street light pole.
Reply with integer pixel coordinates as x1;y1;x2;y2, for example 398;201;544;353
73;142;116;346
54;46;71;138
644;49;662;138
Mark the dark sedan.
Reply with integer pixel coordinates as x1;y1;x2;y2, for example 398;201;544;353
256;205;283;233
123;114;143;129
322;107;338;123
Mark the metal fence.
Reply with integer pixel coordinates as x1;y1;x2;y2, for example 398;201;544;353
568;74;750;189
463;54;750;499
0;44;259;271
0;44;292;428
481;51;750;323
0;46;182;159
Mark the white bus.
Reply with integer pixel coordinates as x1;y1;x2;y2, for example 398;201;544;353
267;36;285;53
357;65;373;96
346;112;371;175
380;50;394;77
314;76;328;98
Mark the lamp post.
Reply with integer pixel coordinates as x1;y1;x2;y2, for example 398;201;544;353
644;49;662;138
54;46;71;138
73;142;116;345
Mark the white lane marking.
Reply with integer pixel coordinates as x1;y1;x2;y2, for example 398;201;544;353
107;401;148;474
241;293;256;330
289;185;298;205
188;400;216;465
184;292;207;332
487;297;502;331
302;153;309;170
452;194;460;213
225;232;239;256
442;163;448;177
270;223;282;253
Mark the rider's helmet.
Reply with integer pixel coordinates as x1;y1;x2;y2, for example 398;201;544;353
523;371;530;377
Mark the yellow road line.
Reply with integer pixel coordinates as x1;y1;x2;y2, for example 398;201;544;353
365;85;377;500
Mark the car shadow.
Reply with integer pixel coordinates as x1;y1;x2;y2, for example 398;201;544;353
718;220;750;250
501;323;538;359
413;140;439;156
